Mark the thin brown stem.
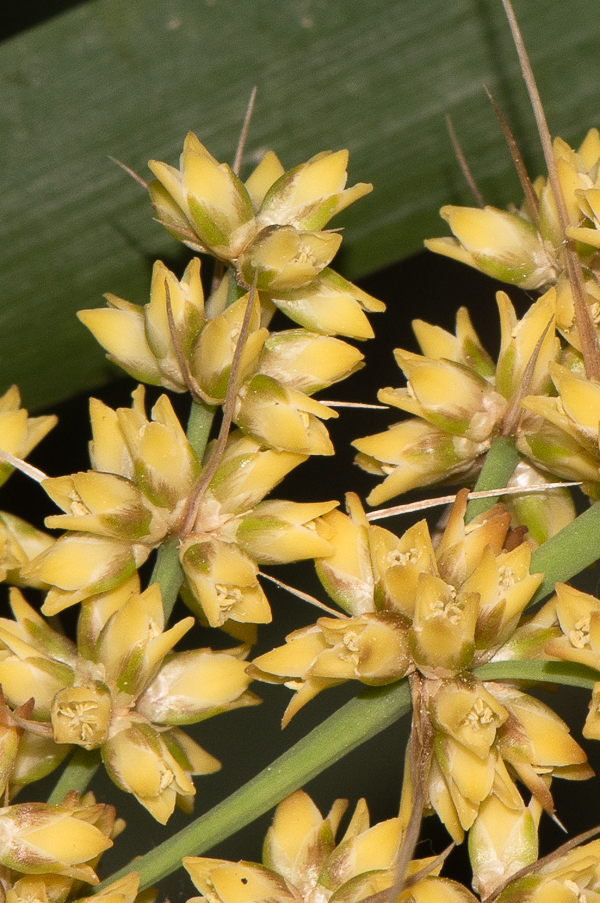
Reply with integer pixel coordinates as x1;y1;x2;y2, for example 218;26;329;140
387;673;434;901
484;88;539;229
258;572;347;619
108;156;150;190
501;0;600;380
180;273;258;537
164;280;223;406
0;450;47;483
366;481;580;521
233;87;257;176
501;315;554;436
446;115;485;208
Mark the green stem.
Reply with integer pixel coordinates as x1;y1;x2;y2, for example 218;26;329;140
149;540;184;621
96;654;600;892
150;400;215;620
530;500;600;603
465;436;521;522
97;680;411;892
47;747;101;805
186;399;216;461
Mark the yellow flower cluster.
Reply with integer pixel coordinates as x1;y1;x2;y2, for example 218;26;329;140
0;585;257;822
250;492;589;862
353;289;560;507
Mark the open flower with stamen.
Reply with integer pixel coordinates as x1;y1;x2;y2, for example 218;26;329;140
0;690;71;800
538;583;600;740
238;225;342;293
354;289;559;510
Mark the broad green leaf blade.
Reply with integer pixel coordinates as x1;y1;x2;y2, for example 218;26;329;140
2;0;600;408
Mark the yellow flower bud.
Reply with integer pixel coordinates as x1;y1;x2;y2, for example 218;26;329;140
469;793;539;898
314;500;375;616
262;789;345;884
258;329;364;394
268;268;384;340
190;293;267;400
412;306;494;376
496;288;557;400
77;297;162;387
493;684;591;812
149;132;256;259
0;386;57;489
43;472;157;541
583;682;600;740
95;585;193;694
235;375;337;455
256;149;372;231
88;396;134;479
79;258;205;393
244;150;285;210
31;533;148;616
185;859;294;903
238;225;341;292
504;460;576;546
236;499;337;564
354;418;484;506
207;432;307;516
117;390;201;508
382;349;505;439
0;801;112;881
136;647;258;725
426;205;556;289
0;512;54;587
102;723;219;824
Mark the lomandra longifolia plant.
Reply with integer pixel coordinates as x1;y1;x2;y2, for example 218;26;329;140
7;2;600;902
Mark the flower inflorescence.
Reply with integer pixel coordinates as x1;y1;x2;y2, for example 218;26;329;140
6;57;600;903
